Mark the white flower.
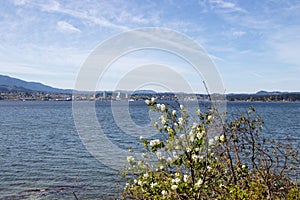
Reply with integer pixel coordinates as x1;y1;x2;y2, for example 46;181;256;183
145;99;150;105
160;115;166;125
189;132;195;142
172;110;176;116
180;104;184;110
192;154;198;161
150;182;157;188
160;165;164;170
195;179;203;187
220;135;225;142
171;178;181;184
150;139;161;147
214;135;219;141
173;151;178;159
151;97;156;102
160;104;166;112
178;117;184;126
156;104;161;110
171;185;178;190
167;157;172;163
143;173;149;178
137;161;143;167
196;131;204;139
162;190;167;196
197;131;205;139
208;138;214;146
207;115;212;120
126;156;134;164
156;152;163;160
196;108;201;115
128;148;133;153
192;122;197;129
207;166;212;172
242;164;246;169
180;134;186;139
186;147;191;152
138;180;143;186
140;136;144;140
134;179;137;184
142;153;147;158
153;122;158;128
183;174;189;182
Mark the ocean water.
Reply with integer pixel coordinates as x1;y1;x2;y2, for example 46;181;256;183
0;101;299;199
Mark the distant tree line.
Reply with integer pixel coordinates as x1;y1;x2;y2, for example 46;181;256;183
226;93;300;102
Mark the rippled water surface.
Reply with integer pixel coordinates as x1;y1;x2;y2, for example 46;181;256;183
0;101;299;199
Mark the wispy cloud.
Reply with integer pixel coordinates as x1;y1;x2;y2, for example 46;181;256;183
26;1;163;31
209;0;247;13
12;0;28;6
57;21;81;33
267;26;300;68
33;1;130;31
1;0;299;92
232;31;246;37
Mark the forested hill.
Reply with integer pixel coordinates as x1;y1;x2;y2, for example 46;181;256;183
0;74;72;94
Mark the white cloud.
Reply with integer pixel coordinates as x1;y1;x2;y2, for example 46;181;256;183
39;1;60;12
36;1;129;31
116;11;150;25
209;0;247;13
232;31;246;37
268;26;300;68
12;0;29;6
57;21;81;33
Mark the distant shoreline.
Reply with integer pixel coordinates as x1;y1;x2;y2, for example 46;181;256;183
0;99;300;103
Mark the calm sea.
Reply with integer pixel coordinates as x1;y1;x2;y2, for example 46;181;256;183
0;101;299;199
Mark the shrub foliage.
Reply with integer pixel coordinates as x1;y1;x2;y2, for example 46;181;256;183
122;99;299;200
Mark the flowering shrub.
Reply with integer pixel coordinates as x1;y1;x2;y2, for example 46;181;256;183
122;99;299;199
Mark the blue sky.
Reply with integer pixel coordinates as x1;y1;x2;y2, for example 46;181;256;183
0;0;299;93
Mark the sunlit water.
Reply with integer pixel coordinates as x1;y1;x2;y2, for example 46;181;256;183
0;101;299;199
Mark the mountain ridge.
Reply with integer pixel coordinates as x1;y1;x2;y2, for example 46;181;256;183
0;74;299;95
0;74;72;94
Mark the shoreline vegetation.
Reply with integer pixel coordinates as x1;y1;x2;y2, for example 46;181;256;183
122;99;300;199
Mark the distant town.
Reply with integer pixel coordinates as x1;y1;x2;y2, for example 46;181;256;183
1;74;300;102
1;89;300;102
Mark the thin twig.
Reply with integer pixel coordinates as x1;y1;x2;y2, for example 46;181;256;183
73;191;79;200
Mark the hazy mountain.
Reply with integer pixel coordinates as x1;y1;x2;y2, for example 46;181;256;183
0;74;299;97
256;90;284;95
132;90;157;94
0;74;72;93
0;85;33;93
